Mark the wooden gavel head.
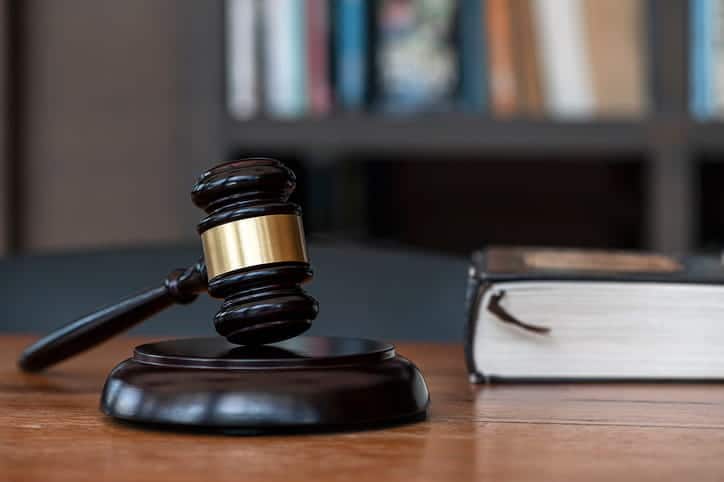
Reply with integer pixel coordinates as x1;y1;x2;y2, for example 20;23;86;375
192;158;319;345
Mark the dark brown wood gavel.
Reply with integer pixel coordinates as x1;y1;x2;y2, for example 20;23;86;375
19;158;319;372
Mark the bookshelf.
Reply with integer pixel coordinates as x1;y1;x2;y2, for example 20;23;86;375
179;0;715;255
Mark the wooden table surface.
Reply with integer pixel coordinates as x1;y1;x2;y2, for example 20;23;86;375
1;335;724;482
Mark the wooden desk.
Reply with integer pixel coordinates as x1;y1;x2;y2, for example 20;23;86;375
1;335;723;482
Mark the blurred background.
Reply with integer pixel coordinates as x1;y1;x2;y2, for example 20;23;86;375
0;0;721;342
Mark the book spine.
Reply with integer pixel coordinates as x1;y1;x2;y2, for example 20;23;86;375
712;0;724;115
486;0;518;116
582;0;646;117
263;0;307;117
459;0;488;112
511;0;543;115
225;0;258;119
690;0;714;119
335;0;368;110
531;0;595;118
306;0;332;115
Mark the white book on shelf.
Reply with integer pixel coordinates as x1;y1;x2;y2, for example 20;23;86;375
226;0;258;120
712;0;724;115
262;0;307;118
532;0;595;118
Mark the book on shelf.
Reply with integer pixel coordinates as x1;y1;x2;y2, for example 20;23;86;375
335;0;369;110
375;0;459;113
458;0;488;111
262;0;307;118
690;0;724;119
486;0;519;115
466;246;724;382
511;0;543;115
307;0;332;115
225;0;259;119
531;0;595;118
583;0;648;117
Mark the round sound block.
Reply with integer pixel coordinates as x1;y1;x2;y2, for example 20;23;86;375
101;336;429;432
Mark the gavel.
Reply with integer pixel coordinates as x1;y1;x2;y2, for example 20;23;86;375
19;158;319;372
17;157;429;431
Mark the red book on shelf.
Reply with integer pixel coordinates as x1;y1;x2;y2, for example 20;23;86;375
307;0;332;115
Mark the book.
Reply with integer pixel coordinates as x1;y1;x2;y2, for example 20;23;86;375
531;0;595;118
713;0;724;115
583;0;647;117
225;0;259;119
691;0;715;119
510;0;543;115
375;0;458;113
306;0;332;115
465;246;724;381
458;0;488;111
262;0;307;117
486;0;518;115
335;0;369;110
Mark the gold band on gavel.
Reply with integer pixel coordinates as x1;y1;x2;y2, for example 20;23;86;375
201;214;308;280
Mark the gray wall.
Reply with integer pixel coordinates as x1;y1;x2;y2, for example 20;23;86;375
18;0;198;252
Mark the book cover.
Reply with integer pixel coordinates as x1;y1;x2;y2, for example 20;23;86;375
583;0;647;117
458;0;488;112
486;0;518;115
306;0;332;115
375;0;458;113
262;0;307;117
531;0;595;118
465;247;724;381
225;0;259;119
335;0;368;110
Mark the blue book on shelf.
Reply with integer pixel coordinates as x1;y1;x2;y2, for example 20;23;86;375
336;0;368;110
459;0;488;111
691;0;714;120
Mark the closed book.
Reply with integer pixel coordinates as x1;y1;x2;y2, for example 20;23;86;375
335;0;368;110
583;0;647;117
262;0;307;117
458;0;488;111
465;246;724;382
531;0;595;118
225;0;259;119
306;0;332;115
486;0;519;115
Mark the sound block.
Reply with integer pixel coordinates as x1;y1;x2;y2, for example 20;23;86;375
101;336;429;432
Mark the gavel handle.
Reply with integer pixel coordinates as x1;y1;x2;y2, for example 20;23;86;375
18;261;207;373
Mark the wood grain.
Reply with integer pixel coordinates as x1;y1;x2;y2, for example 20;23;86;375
1;335;724;482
